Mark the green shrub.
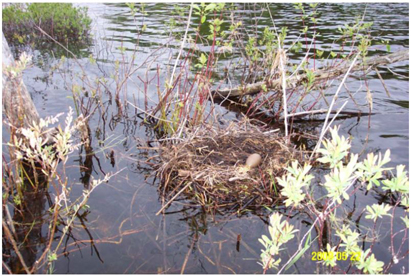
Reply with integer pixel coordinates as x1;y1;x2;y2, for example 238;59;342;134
260;126;409;274
2;3;91;45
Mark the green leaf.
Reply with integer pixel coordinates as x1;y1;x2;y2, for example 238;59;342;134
285;232;317;271
365;203;392;222
302;26;308;34
201;15;206;24
205;3;216;12
401;216;409;228
199;53;207;64
192;4;201;11
261;83;267;92
48;252;58;262
356;250;384;274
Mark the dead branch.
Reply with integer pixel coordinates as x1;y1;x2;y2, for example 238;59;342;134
212;49;409;99
283;109;375;121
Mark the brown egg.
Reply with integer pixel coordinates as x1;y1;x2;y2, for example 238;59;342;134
246;153;262;168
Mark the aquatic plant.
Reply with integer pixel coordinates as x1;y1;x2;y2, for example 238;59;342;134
276;161;313;207
2;52;119;273
2;3;92;45
259;212;298;271
355;249;385;274
260;126;409;274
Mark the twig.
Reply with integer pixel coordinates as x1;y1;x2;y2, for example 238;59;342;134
156;182;192;216
374;68;391;98
181;236;196;274
277;178;357;274
266;3;288;137
283;108;373;120
2;260;12;274
2;221;31;274
288;38;315;80
48;170;125;271
126;100;174;123
311;52;360;156
279;49;289;138
211;50;408;99
170;3;193;92
386;67;408;79
343;82;361;109
4;204;17;238
320;101;349;139
34;26;90;87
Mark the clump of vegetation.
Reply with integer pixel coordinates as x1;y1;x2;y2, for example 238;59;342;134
259;212;298;271
2;3;92;45
2;52;117;273
259;126;409;274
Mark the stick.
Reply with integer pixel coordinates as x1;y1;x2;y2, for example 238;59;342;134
2;260;12;274
156;182;192;216
375;68;391;98
267;4;288;138
170;3;193;94
386;67;408;79
211;49;409;99
279;49;289;138
283;109;374;120
181;236;196;274
312;52;360;156
277;178;357;274
126;100;174;123
2;221;31;274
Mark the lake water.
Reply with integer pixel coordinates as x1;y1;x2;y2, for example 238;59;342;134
3;3;409;274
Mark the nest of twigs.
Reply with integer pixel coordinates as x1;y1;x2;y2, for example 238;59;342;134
156;120;302;214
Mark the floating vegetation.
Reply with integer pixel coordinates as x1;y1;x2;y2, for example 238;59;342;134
155;119;304;214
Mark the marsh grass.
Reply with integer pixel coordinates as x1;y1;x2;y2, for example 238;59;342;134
2;3;92;46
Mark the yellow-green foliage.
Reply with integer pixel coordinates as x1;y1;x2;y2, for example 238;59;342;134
264;125;409;273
